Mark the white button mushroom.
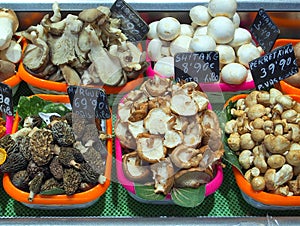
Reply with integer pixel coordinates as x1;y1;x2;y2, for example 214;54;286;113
153;56;174;78
207;16;235;44
147;38;163;61
180;24;194;37
208;0;237;18
237;43;261;67
193;26;208;37
189;5;212;26
156;17;181;41
231;12;241;28
189;35;216;52
221;62;248;85
147;21;159;39
170;35;192;56
216;44;236;64
228;27;252;48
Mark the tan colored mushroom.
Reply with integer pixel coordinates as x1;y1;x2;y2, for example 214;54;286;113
170;92;198;116
286;143;300;166
263;134;290;154
144;108;173;135
174;168;213;188
0;8;19;50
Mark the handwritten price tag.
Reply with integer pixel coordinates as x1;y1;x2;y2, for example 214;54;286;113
174;51;219;83
249;43;298;90
110;0;149;42
0;83;13;116
67;86;111;120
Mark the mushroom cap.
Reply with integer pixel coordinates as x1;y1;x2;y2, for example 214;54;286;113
170;35;192;56
174;168;213;188
147;38;163;61
78;8;103;23
189;5;211;26
207;16;235;44
156;17;181;41
221;62;248;85
215;44;236;64
193;26;208;37
180;24;194;37
153;56;174;78
208;0;237;18
228;27;252;47
170;93;198;116
170;144;203;168
0;8;19;32
189;35;216;52
147;21;159;39
237;43;261;67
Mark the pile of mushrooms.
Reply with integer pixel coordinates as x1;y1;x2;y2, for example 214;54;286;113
18;2;148;87
0;8;22;81
225;88;300;196
115;76;223;195
147;0;262;85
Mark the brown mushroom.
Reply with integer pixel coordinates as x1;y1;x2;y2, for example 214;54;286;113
122;152;151;182
174;168;213;188
0;8;19;50
114;118;137;150
0;59;15;80
144;108;173;135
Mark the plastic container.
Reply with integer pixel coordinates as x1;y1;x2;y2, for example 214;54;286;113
18;40;145;94
225;93;300;210
115;91;223;205
272;39;300;95
3;94;113;209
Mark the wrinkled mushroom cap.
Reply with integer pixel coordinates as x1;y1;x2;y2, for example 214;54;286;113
78;8;104;23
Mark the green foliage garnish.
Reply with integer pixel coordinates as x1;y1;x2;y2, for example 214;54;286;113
17;96;51;120
171;186;206;208
134;184;166;201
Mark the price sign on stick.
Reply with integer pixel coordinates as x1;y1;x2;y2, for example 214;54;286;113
250;8;280;53
174;51;219;83
0;83;13;116
67;86;111;120
249;43;298;91
110;0;149;42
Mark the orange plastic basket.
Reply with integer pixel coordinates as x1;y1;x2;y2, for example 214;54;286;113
224;93;300;208
3;94;113;208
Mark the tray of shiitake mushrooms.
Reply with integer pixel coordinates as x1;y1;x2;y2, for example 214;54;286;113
273;39;300;95
115;75;224;207
0;94;112;209
17;2;148;95
223;88;300;210
146;0;262;92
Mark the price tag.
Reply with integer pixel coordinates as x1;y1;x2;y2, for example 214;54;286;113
174;51;219;83
110;0;149;42
0;83;13;116
67;86;111;120
250;8;280;53
249;43;298;91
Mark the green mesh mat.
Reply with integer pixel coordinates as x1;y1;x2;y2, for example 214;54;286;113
1;81;299;217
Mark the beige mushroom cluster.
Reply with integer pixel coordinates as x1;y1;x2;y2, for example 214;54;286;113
147;0;262;85
225;88;300;196
115;76;223;195
19;2;148;87
0;8;22;81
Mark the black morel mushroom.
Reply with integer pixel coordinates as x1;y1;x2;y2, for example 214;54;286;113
61;112;73;126
70;113;87;140
40;177;64;194
49;156;64;180
81;124;99;145
52;121;75;146
27;160;51;179
23;115;43;128
0;151;28;173
11;170;30;190
0;134;15;151
29;128;54;166
79;162;101;185
63;168;82;195
58;147;81;169
82;146;105;175
17;136;32;161
28;171;44;202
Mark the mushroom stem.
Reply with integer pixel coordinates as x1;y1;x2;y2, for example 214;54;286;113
28;190;35;202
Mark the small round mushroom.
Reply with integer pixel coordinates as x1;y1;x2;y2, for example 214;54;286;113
193;26;208;37
189;5;211;26
156;17;181;41
231;12;241;28
153;56;174;78
221;62;248;85
180;24;194;37
147;21;159;39
147;38;163;61
237;43;261;68
207;16;235;44
216;44;235;65
189;35;216;52
0;8;19;50
228;28;252;48
208;0;237;18
170;35;192;56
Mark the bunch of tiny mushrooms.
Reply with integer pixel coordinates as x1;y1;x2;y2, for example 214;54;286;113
0;112;107;201
225;88;300;196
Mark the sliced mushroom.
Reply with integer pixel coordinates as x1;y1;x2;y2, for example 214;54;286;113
141;75;172;97
60;64;81;85
170;92;198;116
114;119;136;150
182;120;202;147
122;152;151;182
136;133;166;163
128;120;147;138
144;108;173;135
174;167;213;188
163;130;183;148
150;158;174;195
170;144;203;169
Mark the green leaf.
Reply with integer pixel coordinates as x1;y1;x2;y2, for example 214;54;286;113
40;188;65;195
134;184;165;201
171;185;206;208
17;96;51;120
42;103;71;116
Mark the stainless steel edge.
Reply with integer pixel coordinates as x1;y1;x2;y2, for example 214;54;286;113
1;0;300;12
0;216;298;225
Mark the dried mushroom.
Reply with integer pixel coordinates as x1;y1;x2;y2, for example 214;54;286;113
63;168;82;196
225;88;300;196
20;2;148;87
116;76;223;196
174;168;213;188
